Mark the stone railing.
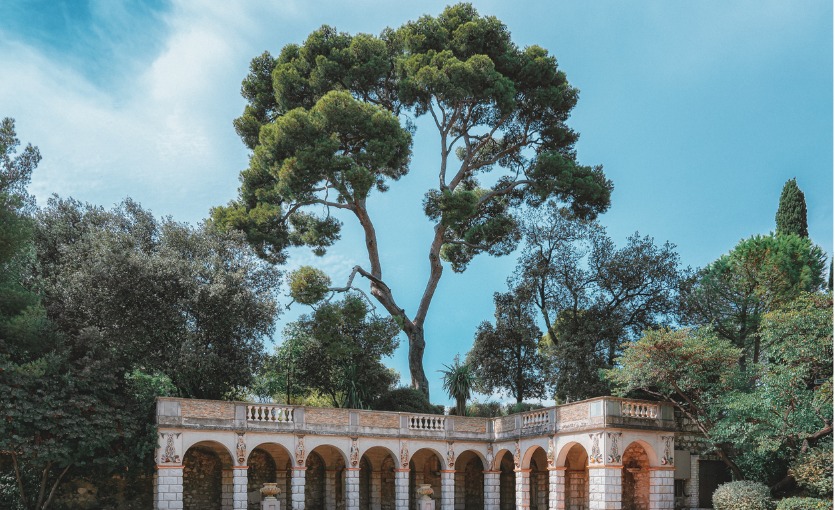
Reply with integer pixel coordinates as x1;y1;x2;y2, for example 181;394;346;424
158;396;674;438
408;415;446;431
521;409;549;429
620;401;658;419
247;404;294;423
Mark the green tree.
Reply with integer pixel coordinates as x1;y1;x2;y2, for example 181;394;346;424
606;327;745;479
275;294;399;408
679;234;826;365
514;202;682;401
775;178;808;238
713;292;832;490
33;197;281;400
440;355;475;416
467;288;546;404
213;3;612;396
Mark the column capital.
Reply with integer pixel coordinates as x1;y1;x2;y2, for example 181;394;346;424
514;468;532;473
292;466;307;471
394;468;410;473
232;465;248;470
547;466;566;471
440;469;455;474
156;465;184;469
345;467;361;472
649;466;676;471
482;470;501;474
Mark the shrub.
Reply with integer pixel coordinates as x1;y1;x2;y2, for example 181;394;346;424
371;388;443;414
506;402;545;415
466;401;505;417
776;498;832;510
713;481;775;510
791;442;834;498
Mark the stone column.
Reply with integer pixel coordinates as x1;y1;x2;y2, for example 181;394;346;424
155;465;184;510
222;468;233;510
515;468;531;510
649;468;675;510
588;467;621;510
291;467;306;510
686;455;699;509
325;469;337;509
370;470;382;510
483;471;500;510
232;467;248;510
345;467;360;510
394;469;410;510
548;467;565;510
440;470;455;510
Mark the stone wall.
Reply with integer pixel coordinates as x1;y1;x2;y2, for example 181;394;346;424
306;408;351;426
305;452;325;509
359;412;399;429
183;446;222;510
622;444;650;510
181;400;234;420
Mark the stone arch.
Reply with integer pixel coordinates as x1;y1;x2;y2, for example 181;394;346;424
182;441;234;510
359;446;398;510
625;439;659;466
527;447;550;510
306;445;346;510
562;443;589;510
491;448;513;471
621;442;651;510
248;443;292;510
555;441;586;467
497;450;515;510
409;448;444;509
454;450;485;510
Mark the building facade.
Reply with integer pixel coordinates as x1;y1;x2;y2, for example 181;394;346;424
154;396;710;510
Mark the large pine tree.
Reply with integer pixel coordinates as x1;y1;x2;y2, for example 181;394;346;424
775;178;809;238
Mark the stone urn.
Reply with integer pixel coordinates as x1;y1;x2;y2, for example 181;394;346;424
261;482;281;498
416;484;435;510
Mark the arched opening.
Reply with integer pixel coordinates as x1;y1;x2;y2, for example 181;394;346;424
359;446;398;510
497;450;515;510
182;441;233;510
409;448;443;509
527;447;549;510
563;444;589;510
247;443;292;510
454;450;485;510
306;445;346;510
622;443;650;510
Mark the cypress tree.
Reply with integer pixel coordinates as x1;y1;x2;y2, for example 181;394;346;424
775;178;809;238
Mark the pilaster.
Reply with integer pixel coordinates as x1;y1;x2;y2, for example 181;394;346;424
232;467;248;510
440;470;455;510
483;471;500;510
394;469;410;510
588;466;621;510
345;467;360;510
291;467;306;510
515;468;531;510
548;467;565;510
649;467;675;510
154;465;184;510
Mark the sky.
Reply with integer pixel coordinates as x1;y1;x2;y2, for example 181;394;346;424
1;0;832;404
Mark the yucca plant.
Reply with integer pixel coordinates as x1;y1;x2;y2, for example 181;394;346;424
440;355;475;416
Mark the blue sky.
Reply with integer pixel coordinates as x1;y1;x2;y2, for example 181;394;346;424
1;0;832;404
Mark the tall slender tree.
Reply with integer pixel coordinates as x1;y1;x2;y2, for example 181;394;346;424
213;4;612;395
775;178;809;238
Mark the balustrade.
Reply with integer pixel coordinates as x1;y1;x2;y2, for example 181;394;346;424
247;404;294;423
408;414;445;431
521;410;549;429
620;401;657;419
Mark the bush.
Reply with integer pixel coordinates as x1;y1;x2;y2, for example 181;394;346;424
466;401;505;417
371;388;443;414
776;498;832;510
791;442;834;498
506;402;544;415
713;481;775;510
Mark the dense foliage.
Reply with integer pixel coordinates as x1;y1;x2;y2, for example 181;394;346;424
371;388;443;414
467;288;546;403
266;294;399;408
776;497;833;510
514;202;682;401
213;3;613;395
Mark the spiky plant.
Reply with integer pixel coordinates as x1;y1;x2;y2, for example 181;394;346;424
440;355;475;416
